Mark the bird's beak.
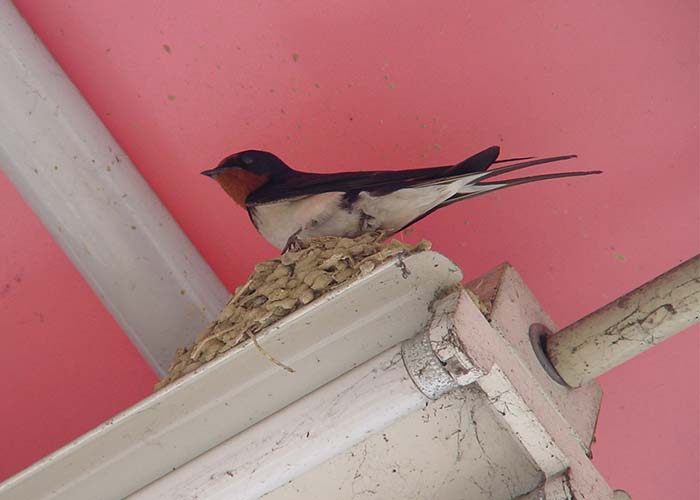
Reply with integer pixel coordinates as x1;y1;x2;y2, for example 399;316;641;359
200;168;218;177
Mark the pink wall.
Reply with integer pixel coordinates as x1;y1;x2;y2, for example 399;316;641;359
1;1;697;498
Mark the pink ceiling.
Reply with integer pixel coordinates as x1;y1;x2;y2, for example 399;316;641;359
1;1;697;498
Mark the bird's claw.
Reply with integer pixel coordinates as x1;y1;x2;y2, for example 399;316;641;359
282;233;304;254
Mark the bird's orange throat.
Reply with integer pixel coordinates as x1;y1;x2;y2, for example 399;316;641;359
213;168;270;207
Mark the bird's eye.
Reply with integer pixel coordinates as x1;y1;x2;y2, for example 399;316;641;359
240;155;254;166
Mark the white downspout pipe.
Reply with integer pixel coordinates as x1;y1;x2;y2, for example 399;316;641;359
545;255;699;387
0;0;229;376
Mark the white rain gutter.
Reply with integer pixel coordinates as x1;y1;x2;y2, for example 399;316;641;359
0;251;462;500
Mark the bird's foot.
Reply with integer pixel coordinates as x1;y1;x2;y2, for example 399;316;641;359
362;230;387;244
282;232;304;254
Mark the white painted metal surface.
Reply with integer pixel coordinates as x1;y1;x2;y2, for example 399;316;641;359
516;475;572;500
455;268;615;498
470;265;603;453
1;254;632;499
264;386;544;500
266;264;615;500
547;254;700;387
131;346;427;499
0;0;228;375
0;251;461;500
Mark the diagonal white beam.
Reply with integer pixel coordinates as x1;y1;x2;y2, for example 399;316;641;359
0;0;229;375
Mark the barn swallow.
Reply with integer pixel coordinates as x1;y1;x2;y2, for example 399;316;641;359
201;146;601;251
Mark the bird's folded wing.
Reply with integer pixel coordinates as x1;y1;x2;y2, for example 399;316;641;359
245;146;501;206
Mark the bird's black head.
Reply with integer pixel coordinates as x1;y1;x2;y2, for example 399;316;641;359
201;150;293;207
201;150;292;178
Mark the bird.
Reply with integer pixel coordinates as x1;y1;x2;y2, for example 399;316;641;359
201;146;601;252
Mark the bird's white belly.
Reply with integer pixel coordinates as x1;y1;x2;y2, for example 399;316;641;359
250;182;463;249
250;192;360;249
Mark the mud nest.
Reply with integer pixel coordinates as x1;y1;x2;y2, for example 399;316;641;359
155;233;431;390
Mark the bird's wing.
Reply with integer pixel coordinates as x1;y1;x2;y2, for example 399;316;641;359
245;146;501;206
391;166;601;234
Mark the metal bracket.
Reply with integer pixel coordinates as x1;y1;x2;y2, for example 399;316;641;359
401;332;458;400
402;289;485;399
